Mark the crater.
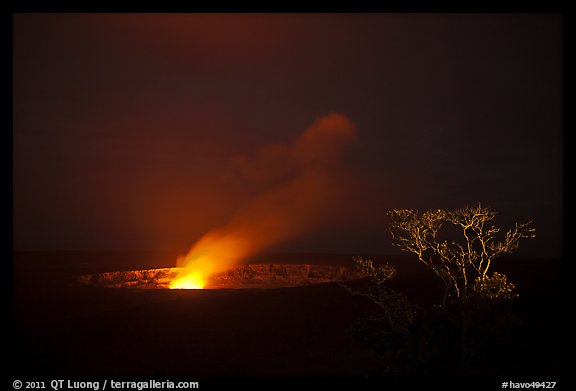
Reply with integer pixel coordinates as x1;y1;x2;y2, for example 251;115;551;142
77;264;365;289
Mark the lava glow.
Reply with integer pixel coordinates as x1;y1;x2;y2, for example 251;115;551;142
169;271;206;289
168;233;248;290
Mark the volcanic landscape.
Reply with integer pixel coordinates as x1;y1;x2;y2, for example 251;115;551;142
11;251;563;379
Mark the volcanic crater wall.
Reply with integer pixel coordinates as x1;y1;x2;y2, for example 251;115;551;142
77;264;365;289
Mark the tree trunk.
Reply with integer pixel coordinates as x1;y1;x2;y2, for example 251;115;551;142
459;309;469;375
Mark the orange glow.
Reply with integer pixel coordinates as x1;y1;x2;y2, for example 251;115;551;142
169;271;206;289
169;231;251;290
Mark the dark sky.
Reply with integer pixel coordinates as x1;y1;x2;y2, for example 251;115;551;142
13;13;563;257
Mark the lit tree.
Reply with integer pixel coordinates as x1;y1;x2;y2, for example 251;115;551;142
387;204;535;373
343;205;535;374
388;204;535;307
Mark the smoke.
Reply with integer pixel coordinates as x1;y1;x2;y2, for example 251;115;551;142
172;113;357;287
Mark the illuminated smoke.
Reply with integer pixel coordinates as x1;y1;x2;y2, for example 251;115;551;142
170;113;357;289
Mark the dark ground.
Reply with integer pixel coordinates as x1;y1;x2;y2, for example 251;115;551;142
10;251;565;386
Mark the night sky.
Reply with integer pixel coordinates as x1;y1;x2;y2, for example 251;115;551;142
13;14;563;257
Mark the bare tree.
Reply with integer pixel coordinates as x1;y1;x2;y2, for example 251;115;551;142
388;204;535;372
388;204;535;307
